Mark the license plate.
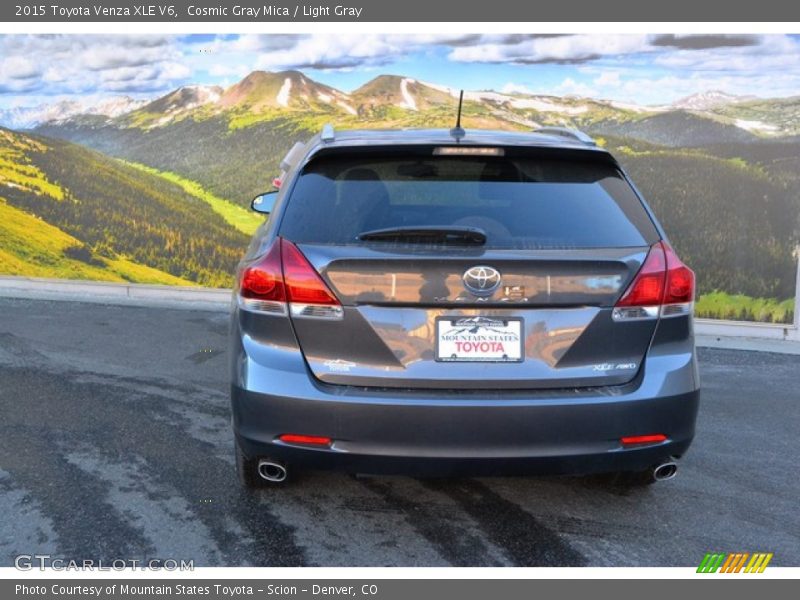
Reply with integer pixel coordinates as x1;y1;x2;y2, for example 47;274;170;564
435;317;523;362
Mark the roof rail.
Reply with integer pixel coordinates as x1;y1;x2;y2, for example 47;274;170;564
533;127;597;147
321;123;335;142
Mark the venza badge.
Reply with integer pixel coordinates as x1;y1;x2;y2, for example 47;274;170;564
462;265;502;296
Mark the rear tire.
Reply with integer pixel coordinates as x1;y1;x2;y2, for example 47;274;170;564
235;441;266;489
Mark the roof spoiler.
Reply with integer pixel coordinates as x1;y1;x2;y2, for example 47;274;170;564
533;127;597;147
272;141;308;189
279;141;307;172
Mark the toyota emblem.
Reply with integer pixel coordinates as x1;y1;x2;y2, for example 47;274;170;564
462;266;502;297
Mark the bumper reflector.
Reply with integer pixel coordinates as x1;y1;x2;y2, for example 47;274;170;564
621;434;668;446
278;434;332;447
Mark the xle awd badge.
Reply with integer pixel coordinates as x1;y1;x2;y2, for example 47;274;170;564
462;266;502;297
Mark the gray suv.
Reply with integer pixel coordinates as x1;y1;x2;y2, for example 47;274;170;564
231;126;700;487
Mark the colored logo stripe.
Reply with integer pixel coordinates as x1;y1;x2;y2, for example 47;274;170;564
720;553;749;573
745;553;773;573
698;552;773;573
697;553;726;573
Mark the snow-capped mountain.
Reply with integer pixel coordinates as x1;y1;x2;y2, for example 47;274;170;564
87;96;149;119
672;90;755;111
0;101;84;129
140;85;222;117
350;75;453;112
0;96;147;129
5;70;795;140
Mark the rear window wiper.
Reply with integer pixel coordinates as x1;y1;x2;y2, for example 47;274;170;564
357;226;487;245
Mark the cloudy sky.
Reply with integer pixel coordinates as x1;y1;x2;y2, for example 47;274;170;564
1;33;800;108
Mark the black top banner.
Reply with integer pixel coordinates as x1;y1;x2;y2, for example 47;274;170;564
3;0;800;22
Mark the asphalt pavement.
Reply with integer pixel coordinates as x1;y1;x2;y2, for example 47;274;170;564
0;297;798;567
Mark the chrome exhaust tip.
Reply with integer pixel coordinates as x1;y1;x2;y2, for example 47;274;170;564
257;459;288;483
653;461;678;481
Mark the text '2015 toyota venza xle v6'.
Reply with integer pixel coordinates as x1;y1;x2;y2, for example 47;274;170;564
230;124;700;488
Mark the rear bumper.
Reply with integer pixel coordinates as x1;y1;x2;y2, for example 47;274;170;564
231;309;700;477
232;384;699;477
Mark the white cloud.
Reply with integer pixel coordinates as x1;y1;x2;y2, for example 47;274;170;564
231;34;303;53
208;63;250;79
253;35;401;70
594;71;622;87
0;56;40;80
553;77;599;98
0;35;189;97
160;62;192;80
0;55;43;92
652;35;800;73
448;35;651;64
2;33;800;110
82;46;170;72
501;82;535;95
41;67;68;84
215;34;489;72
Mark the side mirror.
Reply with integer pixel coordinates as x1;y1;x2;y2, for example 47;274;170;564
251;191;278;215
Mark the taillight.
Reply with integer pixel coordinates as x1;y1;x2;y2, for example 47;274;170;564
282;239;342;318
661;243;695;316
613;241;694;321
237;238;343;320
238;240;286;315
616;242;667;311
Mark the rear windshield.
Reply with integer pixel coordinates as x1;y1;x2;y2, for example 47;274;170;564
279;152;658;249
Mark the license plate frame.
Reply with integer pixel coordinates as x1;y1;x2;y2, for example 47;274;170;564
435;317;524;363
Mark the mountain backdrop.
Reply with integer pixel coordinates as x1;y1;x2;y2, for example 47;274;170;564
2;70;799;322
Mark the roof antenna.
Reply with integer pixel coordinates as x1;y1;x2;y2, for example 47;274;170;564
450;90;465;142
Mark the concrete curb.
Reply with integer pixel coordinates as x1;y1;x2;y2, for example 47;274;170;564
696;334;800;356
0;276;230;312
2;276;799;354
694;318;798;342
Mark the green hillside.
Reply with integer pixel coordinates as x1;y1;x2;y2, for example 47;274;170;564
608;139;798;301
0;197;190;285
0;130;65;200
0;127;250;287
696;139;800;194
121;161;264;236
37;115;300;205
27;73;800;319
37;115;800;302
712;96;800;135
592;111;758;146
37;104;523;206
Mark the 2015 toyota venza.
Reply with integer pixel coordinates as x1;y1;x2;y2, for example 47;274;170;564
230;126;700;487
